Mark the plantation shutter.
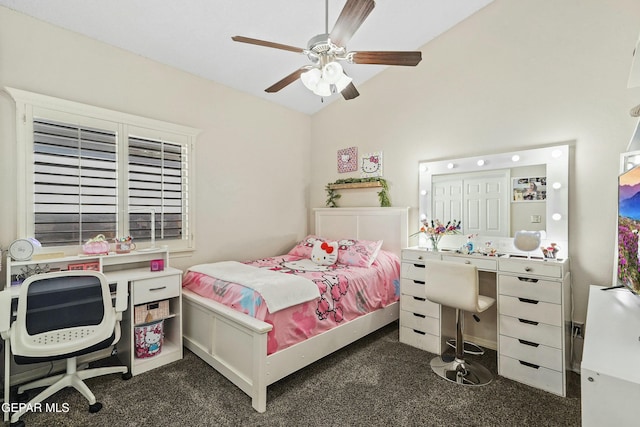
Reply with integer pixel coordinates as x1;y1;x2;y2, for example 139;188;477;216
128;136;185;242
33;119;118;246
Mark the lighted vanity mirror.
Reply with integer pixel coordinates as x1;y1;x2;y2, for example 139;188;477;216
419;144;569;258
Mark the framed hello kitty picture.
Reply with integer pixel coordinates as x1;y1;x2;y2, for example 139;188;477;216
360;151;383;178
337;146;358;173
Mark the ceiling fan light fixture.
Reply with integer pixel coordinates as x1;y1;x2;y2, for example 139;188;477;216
313;80;332;96
300;68;322;91
334;73;352;92
322;61;344;84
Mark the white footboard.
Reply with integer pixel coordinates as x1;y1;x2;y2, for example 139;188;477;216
182;289;272;412
182;288;399;412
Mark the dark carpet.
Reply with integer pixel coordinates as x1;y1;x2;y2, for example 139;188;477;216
12;322;581;426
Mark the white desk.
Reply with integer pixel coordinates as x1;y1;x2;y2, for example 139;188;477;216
2;249;182;423
581;285;640;426
400;247;571;396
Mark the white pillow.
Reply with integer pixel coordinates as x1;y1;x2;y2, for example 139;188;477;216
311;240;339;266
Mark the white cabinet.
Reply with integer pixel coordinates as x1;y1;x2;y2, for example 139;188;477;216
581;286;640;426
112;267;183;376
497;257;570;397
399;247;570;397
399;249;442;354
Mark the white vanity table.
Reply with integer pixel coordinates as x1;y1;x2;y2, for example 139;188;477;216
399;247;571;396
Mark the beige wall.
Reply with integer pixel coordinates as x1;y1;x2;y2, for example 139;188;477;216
0;7;311;275
3;0;640;326
310;0;640;323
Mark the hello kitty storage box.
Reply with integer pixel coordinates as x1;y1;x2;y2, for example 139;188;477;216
134;319;164;358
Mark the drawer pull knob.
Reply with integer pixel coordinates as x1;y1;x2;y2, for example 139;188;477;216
413;329;426;335
518;318;539;326
418;256;423;260
149;286;167;291
518;297;539;305
413;264;425;269
517;277;539;283
413;296;427;302
519;360;540;369
413;280;426;285
518;339;540;347
413;313;426;319
464;260;471;264
524;267;532;272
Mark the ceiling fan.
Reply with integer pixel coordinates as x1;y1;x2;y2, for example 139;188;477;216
232;0;422;100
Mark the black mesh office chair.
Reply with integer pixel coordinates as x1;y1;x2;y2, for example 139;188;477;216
0;270;129;426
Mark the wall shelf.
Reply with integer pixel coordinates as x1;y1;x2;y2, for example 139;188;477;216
327;182;383;190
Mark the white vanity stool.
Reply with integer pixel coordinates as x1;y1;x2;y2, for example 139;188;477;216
424;260;495;386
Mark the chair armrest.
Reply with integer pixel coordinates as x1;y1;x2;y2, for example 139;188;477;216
0;290;12;339
114;280;128;314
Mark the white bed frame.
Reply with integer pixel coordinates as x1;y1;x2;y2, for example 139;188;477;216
182;207;408;412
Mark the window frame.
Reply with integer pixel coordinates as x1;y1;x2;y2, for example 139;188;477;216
6;87;198;255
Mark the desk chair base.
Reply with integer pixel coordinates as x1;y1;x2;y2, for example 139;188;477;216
10;357;128;425
430;356;493;386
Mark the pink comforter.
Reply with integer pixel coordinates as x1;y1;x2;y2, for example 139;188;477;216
182;250;400;354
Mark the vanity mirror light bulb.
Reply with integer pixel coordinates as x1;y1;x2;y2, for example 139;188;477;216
420;213;427;221
511;155;520;162
551;149;563;158
552;182;562;190
477;159;485;166
420;190;427;196
419;165;427;172
552;213;562;221
447;163;455;169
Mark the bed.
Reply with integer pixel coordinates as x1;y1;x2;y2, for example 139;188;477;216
181;207;409;412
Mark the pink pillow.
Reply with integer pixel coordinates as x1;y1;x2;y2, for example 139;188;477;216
336;239;383;268
287;235;325;258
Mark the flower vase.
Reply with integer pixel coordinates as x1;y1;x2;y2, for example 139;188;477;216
430;235;441;252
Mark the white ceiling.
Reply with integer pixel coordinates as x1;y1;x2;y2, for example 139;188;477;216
0;0;494;115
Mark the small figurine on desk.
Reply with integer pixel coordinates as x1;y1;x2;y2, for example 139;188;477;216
115;236;136;254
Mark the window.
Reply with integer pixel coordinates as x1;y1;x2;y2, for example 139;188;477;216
7;88;198;253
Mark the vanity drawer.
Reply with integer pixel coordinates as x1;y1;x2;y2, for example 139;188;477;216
441;255;497;271
499;295;561;326
401;262;427;281
401;249;431;263
400;310;439;336
499;259;563;278
399;326;440;353
498;274;561;304
499;315;562;348
400;294;440;318
499;355;564;396
401;278;425;298
499;335;563;372
133;274;180;305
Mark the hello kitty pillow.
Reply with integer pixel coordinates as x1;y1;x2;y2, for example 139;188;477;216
287;235;325;259
336;239;383;268
311;240;339;266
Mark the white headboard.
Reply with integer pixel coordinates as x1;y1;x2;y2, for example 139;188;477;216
314;207;409;257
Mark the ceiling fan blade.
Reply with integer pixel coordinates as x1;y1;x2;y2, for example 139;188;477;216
341;82;360;100
329;0;375;47
351;51;422;66
232;36;304;54
265;68;308;93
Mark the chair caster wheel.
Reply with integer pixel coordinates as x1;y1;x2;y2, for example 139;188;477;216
122;372;133;380
89;402;103;413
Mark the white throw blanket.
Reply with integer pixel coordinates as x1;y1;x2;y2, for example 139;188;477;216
188;261;320;313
